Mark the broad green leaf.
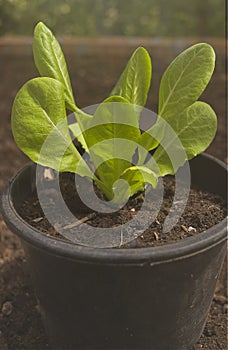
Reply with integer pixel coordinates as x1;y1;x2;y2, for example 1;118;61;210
72;96;131;157
33;22;76;111
11;77;92;178
121;165;158;196
158;43;215;119
110;47;152;107
139;43;215;157
153;101;217;175
81;97;141;199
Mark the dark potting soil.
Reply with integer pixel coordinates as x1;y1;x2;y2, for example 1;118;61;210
19;173;227;248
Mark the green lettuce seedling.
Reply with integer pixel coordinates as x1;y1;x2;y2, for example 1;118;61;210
11;22;217;205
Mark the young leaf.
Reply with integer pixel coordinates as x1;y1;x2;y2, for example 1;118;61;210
81;96;141;199
110;47;152;107
121;165;158;196
158;43;215;119
11;77;92;178
33;22;76;111
153;101;217;175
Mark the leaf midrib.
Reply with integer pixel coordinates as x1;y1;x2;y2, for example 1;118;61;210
31;93;79;157
159;48;203;116
50;37;72;96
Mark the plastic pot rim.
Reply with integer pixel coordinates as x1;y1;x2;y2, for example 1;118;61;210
1;153;227;266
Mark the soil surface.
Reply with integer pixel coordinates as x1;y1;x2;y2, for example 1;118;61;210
20;175;227;248
0;37;227;349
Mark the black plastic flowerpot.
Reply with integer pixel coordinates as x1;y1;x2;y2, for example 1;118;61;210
1;153;227;350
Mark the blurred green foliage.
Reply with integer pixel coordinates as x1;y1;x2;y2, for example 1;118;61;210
0;0;225;37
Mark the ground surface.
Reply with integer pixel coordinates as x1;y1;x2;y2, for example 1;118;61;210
0;37;227;349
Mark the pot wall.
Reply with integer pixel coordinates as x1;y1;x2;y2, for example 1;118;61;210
23;239;226;350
